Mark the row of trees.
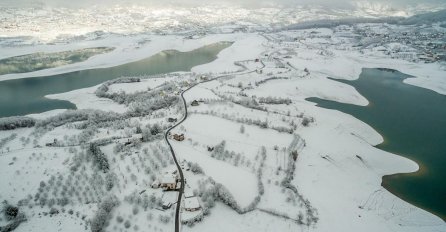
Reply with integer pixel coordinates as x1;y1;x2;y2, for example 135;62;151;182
88;143;110;173
90;196;119;232
0;116;35;130
36;109;121;130
258;96;292;105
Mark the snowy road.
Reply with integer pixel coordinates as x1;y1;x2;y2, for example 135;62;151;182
164;60;264;232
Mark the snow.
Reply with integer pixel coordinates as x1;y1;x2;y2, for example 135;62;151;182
161;175;177;185
288;38;446;96
246;74;369;106
46;84;128;114
191;34;266;73
173;140;258;208
0;33;250;82
162;192;179;205
183;203;301;232
184;197;200;210
1;18;446;232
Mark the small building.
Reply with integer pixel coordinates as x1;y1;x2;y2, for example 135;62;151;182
184;197;201;212
184;189;194;199
132;134;143;141
45;139;58;147
162;202;172;210
161;192;178;210
173;134;184;141
191;100;199;106
160;175;177;190
255;58;260;62
167;117;177;123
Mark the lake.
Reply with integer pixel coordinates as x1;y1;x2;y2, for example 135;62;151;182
308;68;446;221
0;42;232;117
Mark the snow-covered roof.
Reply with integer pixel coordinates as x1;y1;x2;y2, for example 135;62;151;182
184;197;200;209
162;192;178;204
132;134;143;139
184;189;194;198
161;175;176;184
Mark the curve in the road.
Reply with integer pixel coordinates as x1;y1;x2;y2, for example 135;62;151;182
164;61;265;232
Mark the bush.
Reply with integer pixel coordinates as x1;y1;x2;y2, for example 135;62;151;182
302;117;313;127
4;205;19;220
188;162;204;174
124;220;131;229
159;215;170;224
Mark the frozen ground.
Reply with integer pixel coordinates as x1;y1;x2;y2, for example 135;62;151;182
1;13;446;232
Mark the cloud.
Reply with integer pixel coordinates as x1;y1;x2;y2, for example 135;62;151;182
1;0;444;9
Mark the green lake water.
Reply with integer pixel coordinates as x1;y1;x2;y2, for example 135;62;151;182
308;68;446;221
0;42;231;117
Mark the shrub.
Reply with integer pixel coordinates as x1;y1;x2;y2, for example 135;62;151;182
4;205;19;220
188;162;204;174
124;220;131;229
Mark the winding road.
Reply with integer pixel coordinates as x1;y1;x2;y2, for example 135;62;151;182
164;61;264;232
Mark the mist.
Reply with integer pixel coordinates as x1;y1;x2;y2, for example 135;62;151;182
1;0;445;9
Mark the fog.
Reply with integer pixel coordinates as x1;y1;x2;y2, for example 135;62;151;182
1;0;445;9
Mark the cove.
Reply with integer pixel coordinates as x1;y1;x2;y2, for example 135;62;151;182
307;68;446;221
0;42;232;117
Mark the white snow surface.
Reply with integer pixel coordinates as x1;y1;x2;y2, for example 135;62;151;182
1;25;445;232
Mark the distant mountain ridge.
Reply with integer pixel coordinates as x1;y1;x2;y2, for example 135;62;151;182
284;9;446;30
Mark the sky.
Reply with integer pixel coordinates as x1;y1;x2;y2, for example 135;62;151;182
1;0;445;9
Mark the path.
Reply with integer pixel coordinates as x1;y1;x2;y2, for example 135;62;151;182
164;61;264;232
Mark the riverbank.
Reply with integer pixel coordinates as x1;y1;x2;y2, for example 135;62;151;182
0;42;232;117
308;68;446;221
1;29;444;231
0;33;261;82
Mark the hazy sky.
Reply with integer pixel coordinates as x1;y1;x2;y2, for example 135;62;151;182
2;0;445;8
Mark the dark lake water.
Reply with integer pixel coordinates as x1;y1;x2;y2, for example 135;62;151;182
308;68;446;221
0;42;231;117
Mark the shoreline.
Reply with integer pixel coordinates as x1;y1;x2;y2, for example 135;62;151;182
48;35;446;226
2;30;445;231
0;33;251;82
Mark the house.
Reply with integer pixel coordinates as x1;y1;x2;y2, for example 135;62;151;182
191;100;199;106
132;134;143;141
161;192;178;210
45;139;58;147
184;196;201;212
184;189;194;199
162;202;172;210
167;117;177;123
160;175;177;190
173;134;184;141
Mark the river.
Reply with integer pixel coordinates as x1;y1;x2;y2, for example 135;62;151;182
0;42;231;117
308;68;446;221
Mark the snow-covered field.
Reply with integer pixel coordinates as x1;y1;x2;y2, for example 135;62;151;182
1;10;446;232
